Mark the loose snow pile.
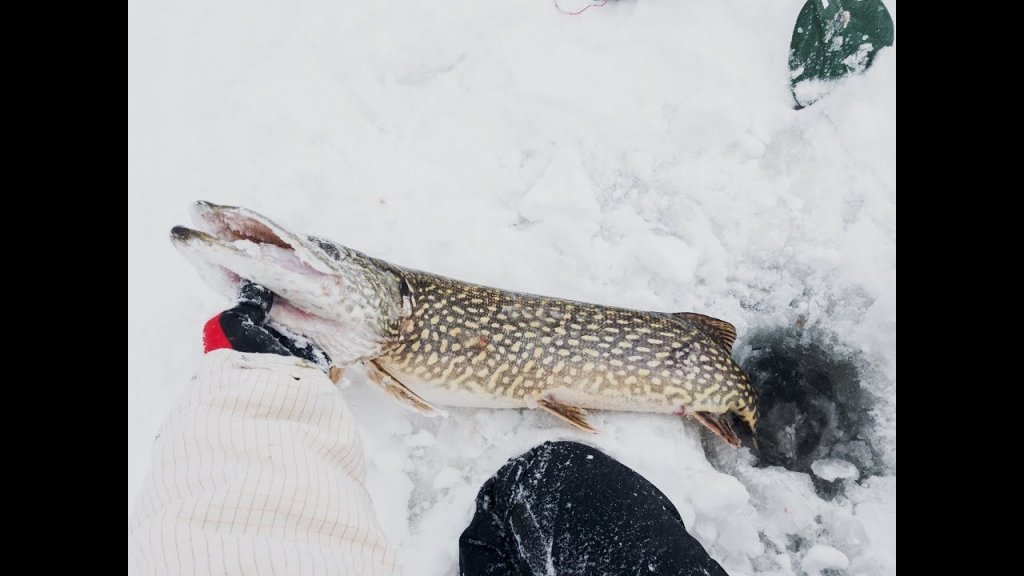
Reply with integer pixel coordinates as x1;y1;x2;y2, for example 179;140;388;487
128;1;895;574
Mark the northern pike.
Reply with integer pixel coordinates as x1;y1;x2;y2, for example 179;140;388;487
171;201;758;446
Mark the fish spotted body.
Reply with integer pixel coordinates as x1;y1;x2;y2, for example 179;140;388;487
171;202;758;446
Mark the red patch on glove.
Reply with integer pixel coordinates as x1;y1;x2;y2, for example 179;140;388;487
203;313;232;352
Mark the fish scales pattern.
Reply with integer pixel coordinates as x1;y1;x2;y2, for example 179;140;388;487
379;271;756;426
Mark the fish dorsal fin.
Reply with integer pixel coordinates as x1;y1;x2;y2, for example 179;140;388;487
672;312;737;352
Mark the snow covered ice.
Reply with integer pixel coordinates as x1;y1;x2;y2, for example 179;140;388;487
128;1;896;574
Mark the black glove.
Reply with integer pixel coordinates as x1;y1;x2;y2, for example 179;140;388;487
203;281;331;370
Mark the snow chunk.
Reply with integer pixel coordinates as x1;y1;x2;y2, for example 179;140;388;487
801;544;850;574
811;458;859;482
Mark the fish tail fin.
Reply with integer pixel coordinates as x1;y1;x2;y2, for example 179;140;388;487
735;405;759;450
693;411;741;448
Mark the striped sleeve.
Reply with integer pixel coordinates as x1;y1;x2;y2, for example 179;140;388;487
129;349;401;575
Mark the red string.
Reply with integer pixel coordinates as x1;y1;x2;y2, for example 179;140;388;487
553;0;609;16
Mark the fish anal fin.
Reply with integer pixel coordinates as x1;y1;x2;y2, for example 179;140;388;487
536;397;596;433
692;411;740;448
366;360;440;415
673;312;737;352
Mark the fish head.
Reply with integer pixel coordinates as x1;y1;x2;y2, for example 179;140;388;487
170;201;409;364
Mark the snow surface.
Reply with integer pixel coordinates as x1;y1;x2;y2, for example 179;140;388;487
128;1;895;574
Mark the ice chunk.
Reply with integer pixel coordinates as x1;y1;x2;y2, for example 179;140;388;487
801;544;850;574
811;458;860;482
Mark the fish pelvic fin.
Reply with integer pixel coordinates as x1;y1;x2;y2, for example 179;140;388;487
536;397;597;433
366;360;441;416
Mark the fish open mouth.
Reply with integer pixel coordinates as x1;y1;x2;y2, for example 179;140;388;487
170;225;324;278
188;201;296;249
180;200;331;269
169;201;342;319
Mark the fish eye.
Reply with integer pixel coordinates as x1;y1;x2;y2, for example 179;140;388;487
309;236;343;261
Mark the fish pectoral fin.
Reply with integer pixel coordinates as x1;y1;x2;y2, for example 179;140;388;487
692;411;740;448
366;360;440;416
672;312;737;352
536;397;597;433
328;366;343;384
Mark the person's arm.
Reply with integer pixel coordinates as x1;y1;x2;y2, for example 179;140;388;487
129;284;401;575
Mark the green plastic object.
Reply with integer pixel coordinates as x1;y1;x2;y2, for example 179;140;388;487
789;0;894;108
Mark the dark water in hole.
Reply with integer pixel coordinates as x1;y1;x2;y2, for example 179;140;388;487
728;328;882;496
